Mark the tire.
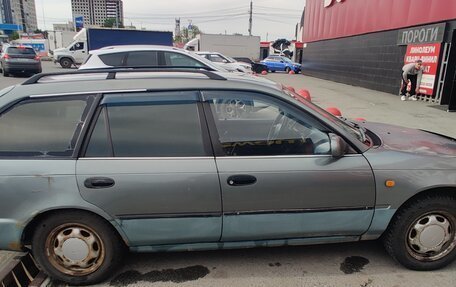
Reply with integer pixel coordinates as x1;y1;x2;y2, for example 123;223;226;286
32;211;125;285
285;67;291;73
383;195;456;271
60;58;73;69
2;65;9;77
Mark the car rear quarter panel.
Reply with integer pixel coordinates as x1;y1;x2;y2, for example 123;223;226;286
0;160;123;251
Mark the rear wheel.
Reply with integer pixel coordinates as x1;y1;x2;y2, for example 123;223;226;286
383;195;456;270
2;65;9;77
32;211;125;285
60;58;73;69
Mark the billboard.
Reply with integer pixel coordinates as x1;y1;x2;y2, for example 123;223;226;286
75;16;84;31
404;43;441;96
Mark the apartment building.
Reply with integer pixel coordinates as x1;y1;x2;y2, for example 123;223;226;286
71;0;123;27
1;0;36;31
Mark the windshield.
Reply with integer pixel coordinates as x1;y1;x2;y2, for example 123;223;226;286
190;51;229;72
7;47;36;55
281;86;370;146
225;55;237;63
281;57;293;63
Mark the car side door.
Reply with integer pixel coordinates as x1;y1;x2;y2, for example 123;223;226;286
201;90;376;241
71;42;87;63
76;91;222;246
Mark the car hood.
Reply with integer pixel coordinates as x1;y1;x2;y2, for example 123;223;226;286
362;122;456;156
53;48;67;53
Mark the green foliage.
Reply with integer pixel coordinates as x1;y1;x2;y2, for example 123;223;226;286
103;18;124;28
10;32;20;40
174;25;201;43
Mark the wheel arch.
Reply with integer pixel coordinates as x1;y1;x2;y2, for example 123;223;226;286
21;208;130;248
385;186;456;234
363;186;456;240
57;55;75;62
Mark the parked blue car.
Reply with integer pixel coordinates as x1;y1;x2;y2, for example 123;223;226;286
261;55;301;73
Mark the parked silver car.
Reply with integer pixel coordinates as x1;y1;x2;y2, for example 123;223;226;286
196;51;252;73
0;69;455;285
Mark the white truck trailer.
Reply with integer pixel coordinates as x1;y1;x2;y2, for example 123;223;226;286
184;34;260;60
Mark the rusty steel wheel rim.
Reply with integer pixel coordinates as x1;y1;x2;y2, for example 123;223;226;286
45;223;105;276
406;211;456;262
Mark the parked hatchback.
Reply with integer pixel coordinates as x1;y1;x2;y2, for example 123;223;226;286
261;55;301;73
0;44;42;77
0;69;455;285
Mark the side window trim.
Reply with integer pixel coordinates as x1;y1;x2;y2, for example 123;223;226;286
68;94;100;158
200;101;225;157
79;105;114;158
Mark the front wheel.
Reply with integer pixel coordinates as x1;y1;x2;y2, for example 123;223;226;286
383;195;456;270
60;58;73;69
285;67;291;73
32;211;125;285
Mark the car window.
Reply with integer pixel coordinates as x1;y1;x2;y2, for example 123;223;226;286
126;51;158;66
204;91;331;156
7;47;36;55
75;42;84;50
85;93;206;157
98;52;126;66
163;52;204;67
0;96;95;157
207;54;226;63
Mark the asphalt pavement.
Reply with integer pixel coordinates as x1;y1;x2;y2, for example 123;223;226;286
0;63;455;287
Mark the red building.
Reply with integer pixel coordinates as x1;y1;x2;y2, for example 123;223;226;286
301;0;456;110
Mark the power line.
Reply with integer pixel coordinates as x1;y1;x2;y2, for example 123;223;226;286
125;6;246;17
255;5;302;12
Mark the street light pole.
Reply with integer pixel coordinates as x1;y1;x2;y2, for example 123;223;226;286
248;0;253;36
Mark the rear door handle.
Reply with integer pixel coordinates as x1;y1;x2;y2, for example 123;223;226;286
227;175;257;186
84;177;115;189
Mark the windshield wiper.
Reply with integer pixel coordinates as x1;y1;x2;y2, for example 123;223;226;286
340;117;367;143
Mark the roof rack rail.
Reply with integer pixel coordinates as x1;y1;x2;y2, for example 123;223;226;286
22;67;227;85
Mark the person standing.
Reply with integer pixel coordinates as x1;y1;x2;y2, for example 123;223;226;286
400;60;424;101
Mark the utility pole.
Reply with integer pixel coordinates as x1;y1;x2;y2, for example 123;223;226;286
248;0;252;36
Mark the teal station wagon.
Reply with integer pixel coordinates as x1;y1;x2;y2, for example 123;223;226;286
0;69;455;285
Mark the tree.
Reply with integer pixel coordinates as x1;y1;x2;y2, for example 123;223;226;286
10;32;20;41
174;25;202;43
103;18;124;28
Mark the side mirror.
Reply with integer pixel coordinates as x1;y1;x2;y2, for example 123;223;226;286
329;133;347;158
222;59;228;63
280;60;284;63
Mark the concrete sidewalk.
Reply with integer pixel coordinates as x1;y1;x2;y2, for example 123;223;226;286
265;73;456;138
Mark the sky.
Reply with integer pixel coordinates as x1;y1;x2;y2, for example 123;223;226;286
35;0;305;41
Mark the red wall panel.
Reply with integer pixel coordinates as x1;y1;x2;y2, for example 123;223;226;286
303;0;456;43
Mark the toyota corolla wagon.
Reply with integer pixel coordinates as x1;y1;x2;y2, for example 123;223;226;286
0;69;455;285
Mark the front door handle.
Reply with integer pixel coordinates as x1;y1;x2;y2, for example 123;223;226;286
84;177;115;189
227;175;257;186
